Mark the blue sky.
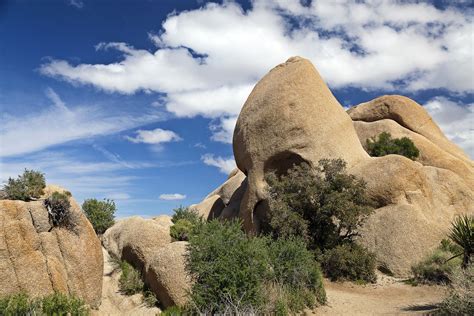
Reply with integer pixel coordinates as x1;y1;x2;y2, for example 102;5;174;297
0;0;472;218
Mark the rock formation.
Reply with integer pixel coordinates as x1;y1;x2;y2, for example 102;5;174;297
102;215;190;308
0;185;103;307
195;57;473;276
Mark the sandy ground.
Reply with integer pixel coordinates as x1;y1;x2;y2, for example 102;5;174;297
91;248;160;316
311;273;446;315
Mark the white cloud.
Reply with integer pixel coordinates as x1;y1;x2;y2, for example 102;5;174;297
159;193;186;200
424;97;473;158
40;0;473;144
201;154;236;174
125;128;182;144
0;88;162;157
210;116;238;144
106;192;131;200
68;0;83;9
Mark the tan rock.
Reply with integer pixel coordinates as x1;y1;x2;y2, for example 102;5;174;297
0;185;103;307
102;216;172;274
145;241;191;308
233;56;368;233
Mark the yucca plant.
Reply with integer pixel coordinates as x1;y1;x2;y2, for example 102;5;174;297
448;214;473;269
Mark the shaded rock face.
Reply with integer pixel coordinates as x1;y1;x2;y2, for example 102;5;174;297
0;186;103;307
195;57;473;277
102;216;190;308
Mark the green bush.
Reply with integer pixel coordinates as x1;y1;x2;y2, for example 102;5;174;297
45;191;72;228
321;243;377;283
448;214;473;269
161;305;184;316
41;292;88;315
82;198;116;234
185;220;325;314
412;243;461;284
119;261;144;295
265;159;374;251
437;264;474;315
142;290;158;308
0;292;88;315
170;219;195;241
171;206;200;224
3;169;46;201
366;132;419;160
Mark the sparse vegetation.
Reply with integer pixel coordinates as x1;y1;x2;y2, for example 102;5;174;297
118;261;144;295
448;214;473;269
321;243;377;283
45;191;72;228
437;264;474;315
3;169;46;201
170;207;201;241
82;198;116;234
412;239;462;284
185;219;325;314
366;132;419;160
0;292;88;315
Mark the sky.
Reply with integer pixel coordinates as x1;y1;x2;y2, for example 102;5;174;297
0;0;472;218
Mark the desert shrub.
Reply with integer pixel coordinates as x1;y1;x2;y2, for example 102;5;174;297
185;220;325;314
437;264;474;315
412;241;462;284
82;198;116;234
321;243;377;283
171;206;200;224
0;292;88;315
3;169;46;201
45;191;72;228
448;214;473;269
119;261;144;295
142;290;158;308
161;305;184;316
366;132;419;160
265;159;374;251
41;292;88;315
170;219;195;241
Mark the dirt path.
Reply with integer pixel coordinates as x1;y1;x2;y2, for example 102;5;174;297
92;248;160;316
312;274;446;315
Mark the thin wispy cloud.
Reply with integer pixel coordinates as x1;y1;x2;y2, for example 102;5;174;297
159;193;186;201
0;88;163;157
125;128;182;144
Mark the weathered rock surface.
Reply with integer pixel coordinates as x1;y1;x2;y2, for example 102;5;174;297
0;185;103;307
145;241;191;308
194;56;474;277
102;216;172;274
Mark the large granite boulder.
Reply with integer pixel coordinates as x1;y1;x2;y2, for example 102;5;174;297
194;57;473;277
0;185;103;307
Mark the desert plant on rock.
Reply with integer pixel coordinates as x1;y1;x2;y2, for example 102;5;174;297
3;169;46;201
448;214;473;269
0;292;88;315
45;191;72;228
118;261;144;295
437;264;474;315
265;159;374;251
170;219;195;241
82;198;116;234
366;132;419;160
171;206;201;224
321;243;377;283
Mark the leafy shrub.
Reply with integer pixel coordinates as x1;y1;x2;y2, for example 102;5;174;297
119;261;144;295
45;191;72;228
171;206;200;224
448;214;473;269
142;290;158;308
41;292;88;315
170;219;195;241
265;159;374;251
0;292;88;315
3;169;46;201
82;198;116;234
185;220;325;314
437;264;474;315
412;240;462;284
321;243;377;283
366;132;419;160
161;305;184;316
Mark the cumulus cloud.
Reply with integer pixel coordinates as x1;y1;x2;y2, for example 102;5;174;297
159;193;186;200
125;128;182;144
40;0;473;144
424;97;473;158
0;88;162;157
201;154;236;174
